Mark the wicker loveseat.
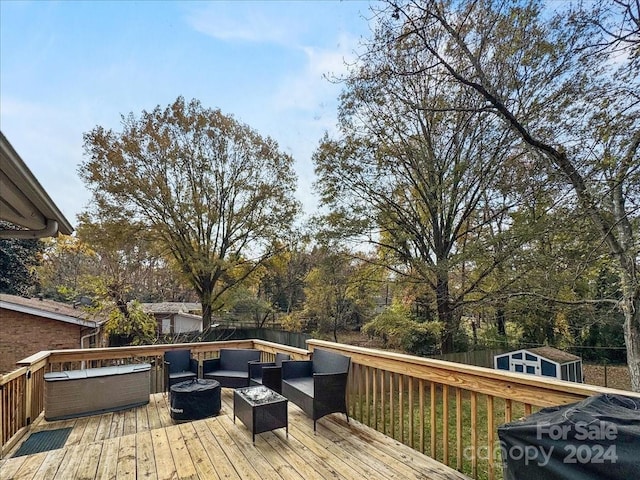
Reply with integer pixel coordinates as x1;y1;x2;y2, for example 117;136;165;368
202;348;261;388
281;348;351;430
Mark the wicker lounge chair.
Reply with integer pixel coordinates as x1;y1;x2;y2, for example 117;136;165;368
281;349;351;431
164;349;198;392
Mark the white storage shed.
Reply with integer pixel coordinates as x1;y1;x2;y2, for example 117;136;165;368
493;346;583;383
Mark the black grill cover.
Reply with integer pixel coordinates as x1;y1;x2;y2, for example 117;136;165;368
498;394;640;480
170;379;221;421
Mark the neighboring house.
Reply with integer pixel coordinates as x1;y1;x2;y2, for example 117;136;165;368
141;302;203;336
0;294;102;374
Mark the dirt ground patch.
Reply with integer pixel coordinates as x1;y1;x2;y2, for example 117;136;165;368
582;364;631;391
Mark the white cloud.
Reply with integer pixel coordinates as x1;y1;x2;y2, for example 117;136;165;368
186;5;299;45
271;31;360;113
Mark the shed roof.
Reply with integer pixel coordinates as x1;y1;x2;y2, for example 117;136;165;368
527;346;581;363
0;294;99;328
141;302;201;314
496;346;581;364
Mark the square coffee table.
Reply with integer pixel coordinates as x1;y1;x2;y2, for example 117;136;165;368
233;385;288;443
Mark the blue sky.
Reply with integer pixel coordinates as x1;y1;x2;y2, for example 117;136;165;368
1;0;374;227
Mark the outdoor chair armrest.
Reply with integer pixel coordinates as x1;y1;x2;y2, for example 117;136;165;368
314;371;348;389
202;357;221;374
248;361;276;379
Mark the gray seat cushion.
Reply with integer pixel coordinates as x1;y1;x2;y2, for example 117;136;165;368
204;369;248;379
283;377;314;397
170;371;197;380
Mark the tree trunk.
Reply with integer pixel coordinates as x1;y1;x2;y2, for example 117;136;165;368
471;318;478;346
200;287;213;332
436;273;457;353
621;282;640;391
496;306;507;337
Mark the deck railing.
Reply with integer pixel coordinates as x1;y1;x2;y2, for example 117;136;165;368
306;340;640;480
0;339;307;459
2;338;637;480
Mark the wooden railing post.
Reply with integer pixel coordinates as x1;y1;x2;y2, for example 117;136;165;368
0;382;4;454
24;369;32;426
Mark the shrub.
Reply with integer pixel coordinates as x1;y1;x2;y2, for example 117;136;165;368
103;300;156;345
280;313;303;332
363;302;442;356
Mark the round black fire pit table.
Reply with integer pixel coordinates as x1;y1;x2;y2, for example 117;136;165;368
170;378;221;422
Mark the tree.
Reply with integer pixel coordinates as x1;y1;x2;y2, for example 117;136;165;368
379;0;640;389
37;234;99;302
303;248;380;342
257;239;311;314
75;213;195;303
100;299;157;346
0;221;44;296
80;97;300;330
576;0;639;61
313;30;525;352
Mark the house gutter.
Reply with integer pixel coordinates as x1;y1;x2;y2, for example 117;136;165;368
0;131;74;237
80;327;101;369
0;219;59;239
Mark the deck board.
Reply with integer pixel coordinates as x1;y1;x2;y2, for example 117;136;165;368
74;442;102;480
149;428;176;480
116;432;137;479
1;390;471;480
191;419;241;480
135;430;157;480
53;444;83;480
32;448;66;480
94;436;120;480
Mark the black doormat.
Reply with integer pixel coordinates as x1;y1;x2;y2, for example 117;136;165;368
13;427;73;457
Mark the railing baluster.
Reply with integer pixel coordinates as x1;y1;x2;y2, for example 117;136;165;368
399;374;404;444
430;382;436;459
381;369;386;435
487;395;495;480
443;384;449;465
365;365;371;426
390;372;395;440
358;362;364;421
456;387;462;471
471;391;478;478
419;378;425;454
373;367;378;430
408;376;414;449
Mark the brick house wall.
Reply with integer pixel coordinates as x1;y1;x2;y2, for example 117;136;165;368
0;308;92;374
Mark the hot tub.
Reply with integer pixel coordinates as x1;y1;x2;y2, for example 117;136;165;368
44;363;151;420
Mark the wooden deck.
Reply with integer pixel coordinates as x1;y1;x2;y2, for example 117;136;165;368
0;389;470;480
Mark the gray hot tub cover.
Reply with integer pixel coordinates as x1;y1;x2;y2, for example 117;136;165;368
497;393;640;480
